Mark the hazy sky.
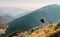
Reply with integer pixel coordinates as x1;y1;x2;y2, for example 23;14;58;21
0;0;60;10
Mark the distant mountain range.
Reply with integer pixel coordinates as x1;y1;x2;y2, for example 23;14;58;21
6;4;60;35
0;7;27;18
0;7;29;24
0;15;14;24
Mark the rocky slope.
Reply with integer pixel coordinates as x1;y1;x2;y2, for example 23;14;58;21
0;23;9;36
9;22;60;37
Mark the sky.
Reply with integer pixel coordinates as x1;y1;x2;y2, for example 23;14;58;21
0;0;60;17
0;0;60;11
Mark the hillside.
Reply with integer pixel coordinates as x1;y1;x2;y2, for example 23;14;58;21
7;4;60;35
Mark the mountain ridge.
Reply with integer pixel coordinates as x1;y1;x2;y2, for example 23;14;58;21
6;4;60;35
